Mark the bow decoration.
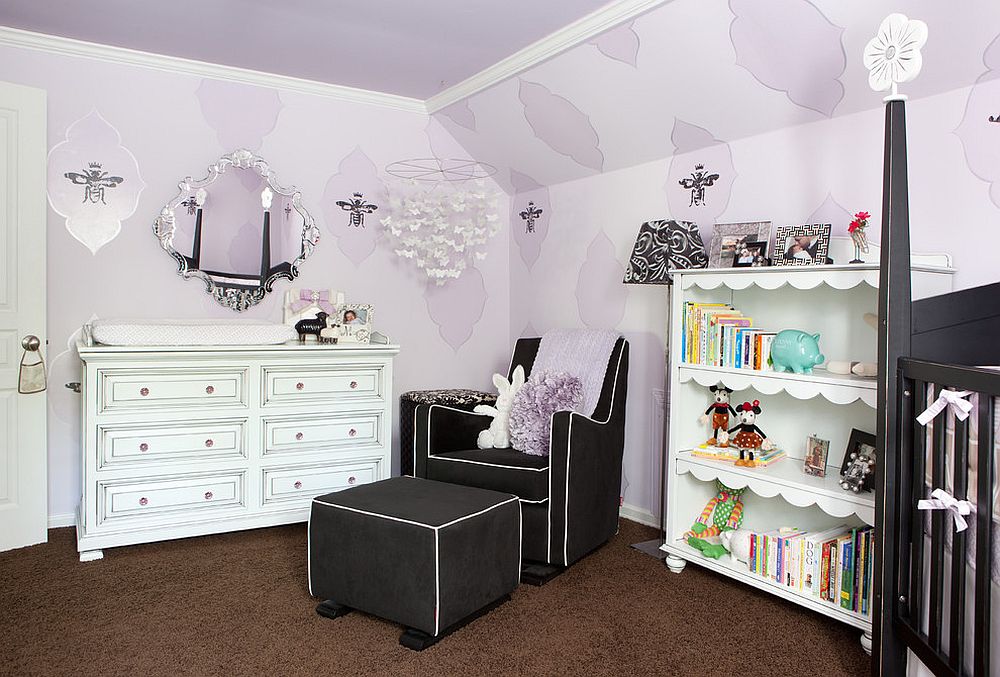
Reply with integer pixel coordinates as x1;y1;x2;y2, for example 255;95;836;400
289;289;336;315
916;389;973;426
917;488;975;532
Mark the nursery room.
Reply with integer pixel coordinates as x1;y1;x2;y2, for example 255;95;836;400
1;1;999;675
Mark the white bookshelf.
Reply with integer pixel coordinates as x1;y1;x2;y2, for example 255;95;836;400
659;255;954;653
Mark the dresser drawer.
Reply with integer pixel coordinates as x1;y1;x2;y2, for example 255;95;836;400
262;364;384;406
262;411;382;457
262;459;380;506
98;471;246;525
98;367;247;413
99;419;247;469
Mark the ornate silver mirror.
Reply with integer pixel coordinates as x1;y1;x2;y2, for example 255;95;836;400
153;149;320;311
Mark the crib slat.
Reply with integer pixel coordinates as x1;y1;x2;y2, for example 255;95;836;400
910;379;928;626
973;396;994;677
928;384;945;650
896;375;916;623
948;415;968;672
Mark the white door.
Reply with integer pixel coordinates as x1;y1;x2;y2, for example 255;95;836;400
0;81;47;551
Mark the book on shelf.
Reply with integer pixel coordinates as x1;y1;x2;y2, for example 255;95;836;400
741;524;874;617
681;301;777;370
690;445;786;467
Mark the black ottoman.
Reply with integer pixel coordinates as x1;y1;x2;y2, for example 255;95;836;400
399;389;497;476
309;476;521;649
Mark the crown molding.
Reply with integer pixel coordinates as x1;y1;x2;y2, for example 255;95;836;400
0;26;427;114
424;0;673;112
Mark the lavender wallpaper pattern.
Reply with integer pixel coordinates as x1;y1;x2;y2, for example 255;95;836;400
576;231;627;329
46;110;146;255
424;266;488;351
321;147;387;266
807;193;855;240
728;0;846;117
665;119;735;237
956;32;1000;210
518;79;604;172
592;20;640;67
196;79;282;151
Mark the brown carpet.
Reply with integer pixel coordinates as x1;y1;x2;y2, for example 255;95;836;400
0;520;870;676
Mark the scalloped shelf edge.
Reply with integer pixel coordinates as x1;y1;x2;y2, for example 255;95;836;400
679;461;876;524
678;368;878;408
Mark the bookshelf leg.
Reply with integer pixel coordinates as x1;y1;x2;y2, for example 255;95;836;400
665;554;687;574
860;631;872;655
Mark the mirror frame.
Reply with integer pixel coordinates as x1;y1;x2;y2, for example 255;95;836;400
153;149;320;312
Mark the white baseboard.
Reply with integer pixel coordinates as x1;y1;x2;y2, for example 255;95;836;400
619;503;658;528
48;512;76;529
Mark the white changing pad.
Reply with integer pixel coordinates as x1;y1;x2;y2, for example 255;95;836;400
90;319;296;346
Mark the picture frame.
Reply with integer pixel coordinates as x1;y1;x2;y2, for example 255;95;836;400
283;288;344;325
840;429;877;492
708;221;772;269
330;303;374;344
803;434;830;477
773;224;832;267
731;240;769;268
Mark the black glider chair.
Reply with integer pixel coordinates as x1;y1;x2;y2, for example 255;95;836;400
413;336;628;584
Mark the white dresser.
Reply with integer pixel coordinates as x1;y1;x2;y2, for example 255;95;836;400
74;341;398;561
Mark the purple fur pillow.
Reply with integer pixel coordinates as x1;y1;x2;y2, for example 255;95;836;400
509;371;584;456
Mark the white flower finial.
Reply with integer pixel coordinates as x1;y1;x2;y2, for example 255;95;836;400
260;186;273;209
863;13;928;100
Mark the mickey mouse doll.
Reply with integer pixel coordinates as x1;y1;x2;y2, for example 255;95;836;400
720;399;774;467
699;384;736;446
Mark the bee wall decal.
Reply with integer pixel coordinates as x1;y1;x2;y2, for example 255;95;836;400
990;114;1000;123
284;203;292;220
64;162;125;205
678;163;719;207
519;201;543;233
181;196;199;215
335;192;378;227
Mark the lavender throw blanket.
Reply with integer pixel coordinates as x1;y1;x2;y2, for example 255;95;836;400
530;329;620;416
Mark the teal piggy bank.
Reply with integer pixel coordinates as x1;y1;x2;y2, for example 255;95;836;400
769;330;824;374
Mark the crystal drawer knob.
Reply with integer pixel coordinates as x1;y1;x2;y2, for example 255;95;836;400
348;428;357;437
349;381;358;389
139;442;149;452
204;491;213;500
293;481;302;489
139;497;148;506
139;387;149;397
348;476;357;485
296;382;304;391
205;385;215;395
204;439;214;448
295;432;304;441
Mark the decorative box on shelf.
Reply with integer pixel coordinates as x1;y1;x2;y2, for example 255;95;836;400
659;252;954;652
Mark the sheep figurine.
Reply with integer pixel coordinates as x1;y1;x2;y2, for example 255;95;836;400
474;365;525;449
294;312;329;342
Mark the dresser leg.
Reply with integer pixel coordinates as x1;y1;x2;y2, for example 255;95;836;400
665;554;686;574
79;549;103;562
860;631;872;655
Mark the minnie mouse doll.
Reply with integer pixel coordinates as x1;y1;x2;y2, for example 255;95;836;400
720;399;774;467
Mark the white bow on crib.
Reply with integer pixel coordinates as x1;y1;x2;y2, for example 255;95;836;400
915;389;973;426
917;488;974;532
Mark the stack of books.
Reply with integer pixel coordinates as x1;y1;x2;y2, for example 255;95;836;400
681;302;776;369
691;445;786;467
746;525;875;617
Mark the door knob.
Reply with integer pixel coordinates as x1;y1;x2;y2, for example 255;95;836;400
22;335;40;351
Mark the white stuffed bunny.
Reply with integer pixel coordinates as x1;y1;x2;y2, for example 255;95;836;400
474;365;525;449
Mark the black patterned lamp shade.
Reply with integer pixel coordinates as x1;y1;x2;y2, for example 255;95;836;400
623;219;709;284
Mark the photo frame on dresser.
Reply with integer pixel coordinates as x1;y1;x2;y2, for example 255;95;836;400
332;303;374;343
708;221;772;268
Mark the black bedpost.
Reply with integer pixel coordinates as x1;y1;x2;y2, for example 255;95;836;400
873;98;911;676
191;206;203;269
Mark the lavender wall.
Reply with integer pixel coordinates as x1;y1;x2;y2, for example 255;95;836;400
437;1;1000;522
0;44;511;521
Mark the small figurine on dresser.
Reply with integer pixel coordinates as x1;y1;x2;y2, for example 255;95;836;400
719;399;774;467
294;311;329;342
699;384;736;446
